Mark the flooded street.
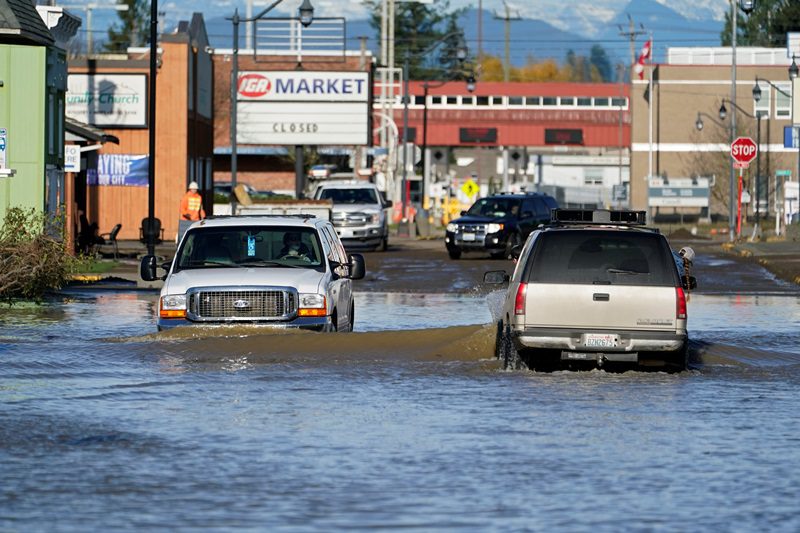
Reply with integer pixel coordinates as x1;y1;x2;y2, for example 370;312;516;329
2;248;800;530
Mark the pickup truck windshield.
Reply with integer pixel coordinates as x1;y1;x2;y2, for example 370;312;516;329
176;226;324;271
318;188;378;204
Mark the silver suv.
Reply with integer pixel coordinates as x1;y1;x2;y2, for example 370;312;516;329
140;215;365;331
313;181;391;251
485;209;696;371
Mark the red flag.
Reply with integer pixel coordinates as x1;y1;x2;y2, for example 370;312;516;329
634;39;652;80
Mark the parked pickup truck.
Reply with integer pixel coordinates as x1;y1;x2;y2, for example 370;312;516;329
140;214;365;332
313;181;391;251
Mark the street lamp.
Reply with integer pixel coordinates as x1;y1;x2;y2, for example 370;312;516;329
720;98;759;228
694;111;726;131
228;0;314;213
400;32;468;223
420;72;476;208
752;77;791;223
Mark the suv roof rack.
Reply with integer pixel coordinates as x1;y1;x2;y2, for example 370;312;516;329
550;209;647;226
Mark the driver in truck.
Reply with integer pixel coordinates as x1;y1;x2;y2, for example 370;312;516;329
279;231;311;259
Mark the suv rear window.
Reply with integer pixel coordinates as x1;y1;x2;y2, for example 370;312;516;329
318;188;378;204
525;230;677;286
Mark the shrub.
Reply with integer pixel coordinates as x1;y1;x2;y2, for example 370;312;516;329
0;207;77;302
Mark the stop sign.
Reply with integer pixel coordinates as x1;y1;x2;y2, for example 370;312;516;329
731;137;758;164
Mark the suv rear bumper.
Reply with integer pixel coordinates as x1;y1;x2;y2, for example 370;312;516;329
157;315;332;332
514;327;687;353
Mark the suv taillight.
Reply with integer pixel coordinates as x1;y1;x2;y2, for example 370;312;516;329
514;283;527;315
676;287;687;319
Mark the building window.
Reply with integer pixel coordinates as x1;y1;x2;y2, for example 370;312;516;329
560;97;574;106
431;96;443;105
491;96;503;105
611;97;627;108
509;96;523;105
776;82;791;118
594;97;609;106
542;96;557;106
446;96;458;105
476;96;490;106
414;95;425;105
526;96;541;106
462;96;475;105
577;97;592;106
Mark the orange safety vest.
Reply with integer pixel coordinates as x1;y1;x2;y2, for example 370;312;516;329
180;191;205;221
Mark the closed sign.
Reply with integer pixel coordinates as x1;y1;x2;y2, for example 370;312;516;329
65;145;81;172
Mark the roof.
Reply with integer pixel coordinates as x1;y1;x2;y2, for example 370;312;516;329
315;181;376;189
196;215;325;228
65;117;120;144
0;0;54;46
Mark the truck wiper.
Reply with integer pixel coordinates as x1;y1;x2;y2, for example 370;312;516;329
606;268;641;275
188;260;243;268
237;260;304;269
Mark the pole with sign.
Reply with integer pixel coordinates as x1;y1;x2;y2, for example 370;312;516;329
730;136;758;237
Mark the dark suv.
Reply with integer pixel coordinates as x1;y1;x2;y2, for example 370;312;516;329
445;192;558;259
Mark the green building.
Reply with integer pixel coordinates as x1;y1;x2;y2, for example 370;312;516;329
0;0;79;223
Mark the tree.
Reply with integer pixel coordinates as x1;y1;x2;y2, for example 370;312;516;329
363;0;468;80
589;45;613;82
104;0;150;53
721;0;800;48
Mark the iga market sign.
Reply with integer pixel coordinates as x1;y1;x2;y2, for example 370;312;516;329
66;74;147;127
88;154;149;186
236;71;369;146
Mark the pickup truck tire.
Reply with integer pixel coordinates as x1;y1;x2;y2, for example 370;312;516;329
379;236;388;252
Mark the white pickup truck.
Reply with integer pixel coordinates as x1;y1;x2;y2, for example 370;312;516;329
140;214;365;332
313;181;392;251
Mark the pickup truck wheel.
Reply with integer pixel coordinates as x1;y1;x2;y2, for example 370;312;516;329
448;248;461;260
379;236;388;252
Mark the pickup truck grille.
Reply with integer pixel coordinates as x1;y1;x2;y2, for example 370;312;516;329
333;212;371;227
187;288;297;321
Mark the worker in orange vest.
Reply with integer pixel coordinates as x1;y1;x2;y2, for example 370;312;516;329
180;181;206;221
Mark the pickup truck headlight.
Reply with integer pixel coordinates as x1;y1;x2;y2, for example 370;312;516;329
446;223;458;233
160;294;186;318
298;293;327;317
487;223;505;234
369;213;380;224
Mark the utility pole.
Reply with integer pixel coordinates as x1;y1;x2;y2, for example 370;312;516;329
494;1;520;82
618;13;647;70
478;0;482;58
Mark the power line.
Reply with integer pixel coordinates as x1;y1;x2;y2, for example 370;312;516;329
618;13;648;68
493;1;521;82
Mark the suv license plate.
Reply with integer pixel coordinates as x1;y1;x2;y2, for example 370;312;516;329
583;334;618;348
462;233;476;241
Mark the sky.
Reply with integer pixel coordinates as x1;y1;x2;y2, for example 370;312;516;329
72;0;730;36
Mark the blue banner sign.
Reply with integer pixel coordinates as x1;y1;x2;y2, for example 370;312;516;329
88;154;149;186
784;126;799;149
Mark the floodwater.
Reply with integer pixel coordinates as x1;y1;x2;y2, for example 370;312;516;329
2;273;800;529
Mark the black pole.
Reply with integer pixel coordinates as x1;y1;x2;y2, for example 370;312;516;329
230;9;239;216
146;0;158;256
295;145;304;198
766;116;770;216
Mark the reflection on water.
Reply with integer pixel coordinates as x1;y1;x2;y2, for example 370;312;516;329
1;290;800;530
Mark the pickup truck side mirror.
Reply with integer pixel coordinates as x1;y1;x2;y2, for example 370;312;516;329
140;255;158;281
349;253;366;280
383;199;393;208
483;270;510;284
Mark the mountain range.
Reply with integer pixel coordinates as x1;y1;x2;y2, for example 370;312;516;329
200;0;724;68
